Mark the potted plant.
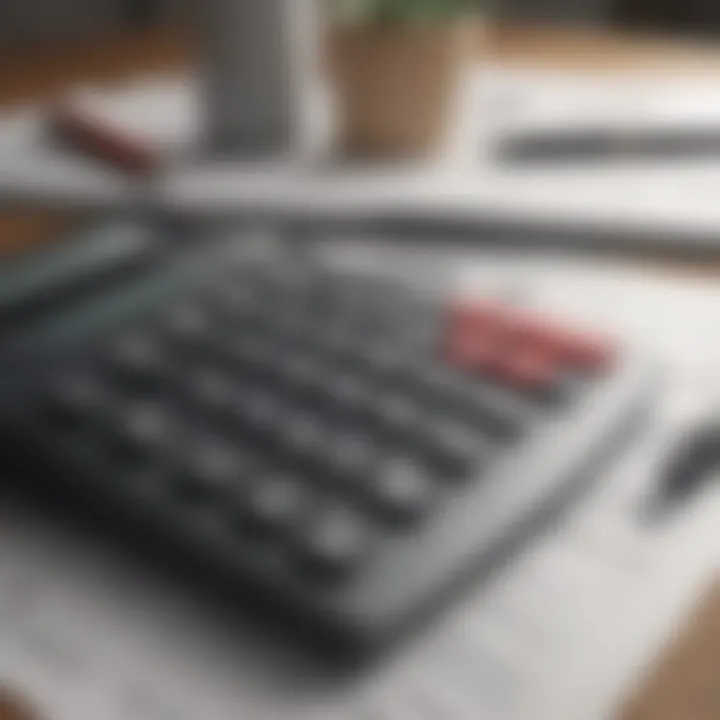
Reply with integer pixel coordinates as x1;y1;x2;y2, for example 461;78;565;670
326;0;482;159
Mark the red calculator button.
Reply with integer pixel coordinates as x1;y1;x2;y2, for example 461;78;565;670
447;300;506;334
500;350;559;390
446;333;504;372
514;316;616;373
562;333;615;372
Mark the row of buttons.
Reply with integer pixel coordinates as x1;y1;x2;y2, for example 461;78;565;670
41;383;375;579
192;265;430;347
100;263;536;436
45;375;466;524
101;309;521;460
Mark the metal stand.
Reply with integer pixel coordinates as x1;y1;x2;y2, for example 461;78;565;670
197;0;319;159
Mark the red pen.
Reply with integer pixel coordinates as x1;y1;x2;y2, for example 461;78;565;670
49;102;161;177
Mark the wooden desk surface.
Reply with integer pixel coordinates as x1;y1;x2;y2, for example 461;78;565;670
0;23;719;720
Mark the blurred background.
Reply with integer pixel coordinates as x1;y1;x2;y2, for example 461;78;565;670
6;0;720;45
5;0;720;48
8;0;720;253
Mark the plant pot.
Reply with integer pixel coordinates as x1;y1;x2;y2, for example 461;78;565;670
327;19;478;160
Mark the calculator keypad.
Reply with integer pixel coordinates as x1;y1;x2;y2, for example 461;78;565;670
30;260;616;597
